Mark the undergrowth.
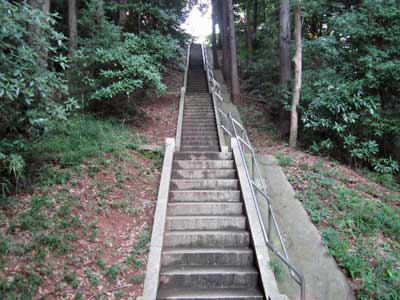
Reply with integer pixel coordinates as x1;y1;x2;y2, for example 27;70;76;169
0;114;158;299
288;161;400;300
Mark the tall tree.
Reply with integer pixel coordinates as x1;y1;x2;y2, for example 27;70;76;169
211;0;219;69
279;0;290;84
252;0;258;47
227;0;240;104
289;1;302;148
221;0;231;84
278;0;291;136
119;0;128;26
28;0;50;67
245;0;253;62
68;0;77;52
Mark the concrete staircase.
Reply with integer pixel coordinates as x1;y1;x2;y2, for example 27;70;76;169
156;44;264;299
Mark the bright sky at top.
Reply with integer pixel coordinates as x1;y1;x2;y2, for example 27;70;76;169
181;2;214;42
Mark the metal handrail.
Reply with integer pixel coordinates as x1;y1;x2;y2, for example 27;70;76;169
201;44;306;300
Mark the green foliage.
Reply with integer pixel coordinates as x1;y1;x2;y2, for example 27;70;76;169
276;153;294;167
70;0;180;107
240;0;400;175
32;114;138;169
300;1;400;173
296;162;400;299
0;1;76;194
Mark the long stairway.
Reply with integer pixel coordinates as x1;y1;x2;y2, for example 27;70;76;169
157;44;264;299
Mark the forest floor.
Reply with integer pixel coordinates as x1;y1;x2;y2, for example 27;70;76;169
237;97;400;300
0;69;181;300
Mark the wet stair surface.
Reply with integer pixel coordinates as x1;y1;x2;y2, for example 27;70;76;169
157;44;264;299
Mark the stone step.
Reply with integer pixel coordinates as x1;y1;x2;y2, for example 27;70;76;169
180;146;220;152
157;288;264;300
183;114;214;117
170;179;239;191
159;266;259;289
181;140;218;146
184;104;212;107
184;112;214;115
183;117;215;121
181;126;216;131
184;112;214;116
184;98;212;101
180;141;218;148
173;160;234;170
182;123;216;128
185;98;211;101
182;125;216;129
185;102;212;105
169;190;241;203
171;169;237;179
184;115;214;119
181;136;218;142
187;90;209;94
186;93;211;96
161;247;254;267
167;202;243;216
184;103;213;107
174;152;232;160
180;134;217;140
181;134;218;139
183;115;215;119
164;230;250;248
182;121;216;125
184;110;214;113
166;216;246;231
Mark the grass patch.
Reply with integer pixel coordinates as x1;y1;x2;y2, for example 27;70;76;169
295;162;400;300
0;193;82;299
0;114;155;299
276;153;294;166
28;114;143;188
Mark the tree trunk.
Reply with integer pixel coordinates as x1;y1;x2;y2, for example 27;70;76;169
252;0;258;48
246;0;253;63
211;0;219;69
68;0;77;53
278;0;291;136
227;0;240;104
119;0;128;27
221;0;231;85
29;0;50;68
215;0;223;49
289;2;302;148
279;0;291;84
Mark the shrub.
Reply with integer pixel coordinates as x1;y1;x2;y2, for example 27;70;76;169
69;0;181;109
0;1;74;194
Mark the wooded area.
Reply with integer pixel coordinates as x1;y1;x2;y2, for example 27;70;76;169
210;0;399;176
0;0;194;195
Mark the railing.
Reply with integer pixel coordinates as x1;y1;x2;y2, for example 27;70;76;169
201;44;306;300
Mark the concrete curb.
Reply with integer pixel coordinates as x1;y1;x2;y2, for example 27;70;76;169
232;138;289;300
175;44;190;151
175;87;185;151
142;138;175;300
212;90;228;153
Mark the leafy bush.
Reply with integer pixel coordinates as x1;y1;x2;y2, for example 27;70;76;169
70;0;180;108
299;1;400;173
0;1;74;194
